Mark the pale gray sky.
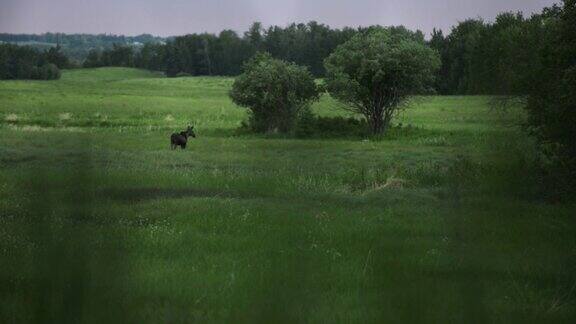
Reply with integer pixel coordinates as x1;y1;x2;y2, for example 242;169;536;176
0;0;559;36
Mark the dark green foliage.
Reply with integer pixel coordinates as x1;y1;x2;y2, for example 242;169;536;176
294;108;316;138
324;27;440;134
36;63;61;80
211;30;252;76
431;8;561;95
164;34;221;77
156;22;356;78
229;53;320;133
263;22;357;77
440;19;485;94
0;23;357;78
428;28;450;94
320;117;364;137
135;43;166;71
175;72;192;77
0;44;63;80
85;44;136;68
83;49;101;68
43;46;70;69
525;0;576;199
131;31;253;77
0;44;40;79
295;115;369;138
105;44;135;67
244;22;265;52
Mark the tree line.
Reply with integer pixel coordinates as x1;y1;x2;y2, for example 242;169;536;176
0;44;68;80
81;22;358;77
0;33;164;62
0;3;571;96
74;8;561;96
429;6;565;95
1;10;567;96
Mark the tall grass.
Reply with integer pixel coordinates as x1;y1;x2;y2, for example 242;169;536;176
1;68;575;322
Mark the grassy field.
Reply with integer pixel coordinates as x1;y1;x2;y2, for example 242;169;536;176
1;67;575;323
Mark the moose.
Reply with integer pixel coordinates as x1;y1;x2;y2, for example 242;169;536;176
170;125;196;150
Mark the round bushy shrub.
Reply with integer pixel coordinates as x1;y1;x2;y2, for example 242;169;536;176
229;53;319;133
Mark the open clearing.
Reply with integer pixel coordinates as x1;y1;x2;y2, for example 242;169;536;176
1;68;575;322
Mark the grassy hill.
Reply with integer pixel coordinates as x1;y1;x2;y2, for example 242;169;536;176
1;68;575;322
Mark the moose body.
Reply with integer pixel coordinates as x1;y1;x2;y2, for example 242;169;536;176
171;126;196;149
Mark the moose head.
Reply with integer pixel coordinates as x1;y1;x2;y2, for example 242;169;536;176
186;125;196;138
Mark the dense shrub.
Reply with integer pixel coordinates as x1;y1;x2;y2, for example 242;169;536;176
293;108;316;138
229;53;319;133
37;63;61;80
175;72;192;77
294;113;369;138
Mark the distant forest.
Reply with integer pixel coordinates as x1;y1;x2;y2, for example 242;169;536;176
0;33;165;62
0;3;566;95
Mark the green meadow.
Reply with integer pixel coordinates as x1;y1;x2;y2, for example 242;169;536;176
1;68;575;322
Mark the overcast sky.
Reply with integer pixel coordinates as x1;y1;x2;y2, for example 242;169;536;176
0;0;559;36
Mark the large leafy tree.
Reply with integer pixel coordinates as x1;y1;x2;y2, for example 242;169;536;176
229;53;319;133
324;27;440;135
525;0;576;197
